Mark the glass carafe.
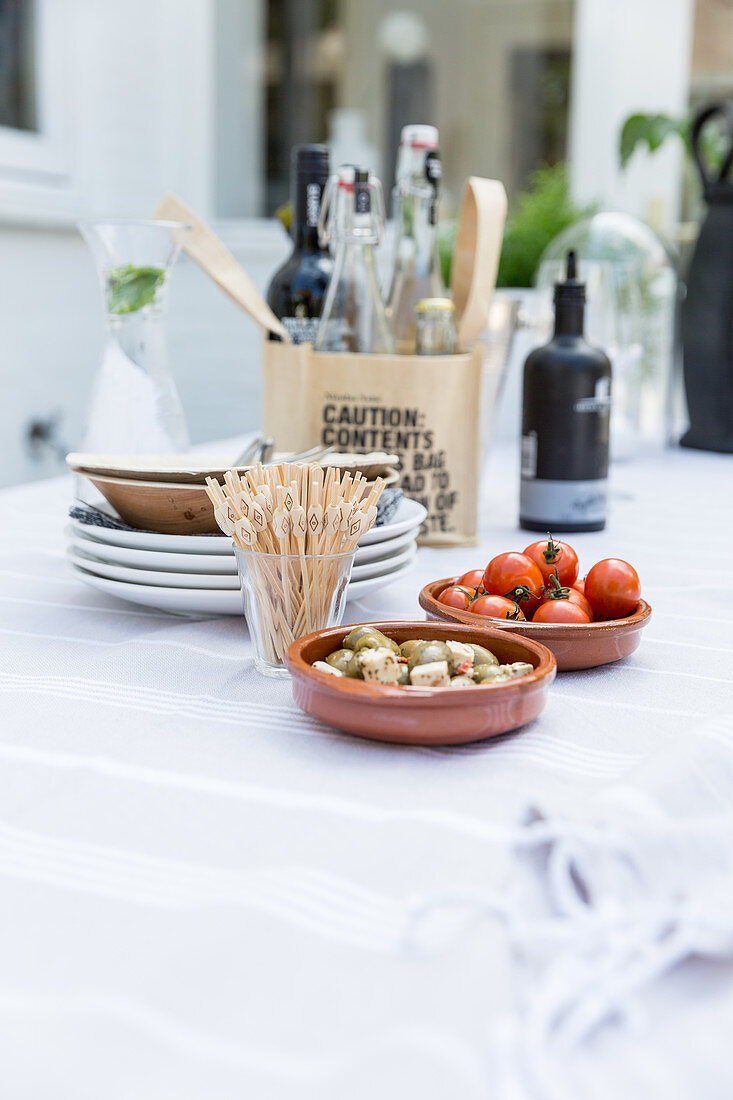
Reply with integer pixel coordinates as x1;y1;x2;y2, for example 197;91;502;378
314;166;395;354
78;219;190;455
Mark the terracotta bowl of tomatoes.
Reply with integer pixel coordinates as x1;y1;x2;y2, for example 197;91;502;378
420;579;651;672
418;538;650;672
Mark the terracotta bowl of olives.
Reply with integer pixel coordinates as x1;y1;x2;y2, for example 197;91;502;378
285;621;556;746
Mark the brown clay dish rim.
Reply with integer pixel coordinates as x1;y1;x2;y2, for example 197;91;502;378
419;577;651;636
72;469;401;492
286;620;556;704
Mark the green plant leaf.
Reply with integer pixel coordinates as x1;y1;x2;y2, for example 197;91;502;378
619;112;687;168
107;264;166;314
495;163;596;289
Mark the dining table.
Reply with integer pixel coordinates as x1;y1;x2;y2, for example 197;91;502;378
1;441;732;1100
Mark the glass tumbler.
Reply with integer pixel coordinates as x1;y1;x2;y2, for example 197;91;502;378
234;547;356;678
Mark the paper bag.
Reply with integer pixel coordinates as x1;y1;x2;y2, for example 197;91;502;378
263;342;483;545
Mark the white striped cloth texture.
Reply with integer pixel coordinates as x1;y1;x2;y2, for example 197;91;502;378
0;444;731;1100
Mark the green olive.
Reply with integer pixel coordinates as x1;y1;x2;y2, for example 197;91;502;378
342;626;381;651
473;664;506;683
469;643;499;667
399;639;427;659
325;648;360;677
449;674;476;688
408;640;455;674
353;631;400;655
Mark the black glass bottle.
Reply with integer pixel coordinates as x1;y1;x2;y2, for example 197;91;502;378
519;251;612;532
266;144;333;344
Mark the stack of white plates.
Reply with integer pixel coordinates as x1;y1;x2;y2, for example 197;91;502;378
65;498;426;615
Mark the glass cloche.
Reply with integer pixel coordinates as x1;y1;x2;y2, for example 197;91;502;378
533;212;681;459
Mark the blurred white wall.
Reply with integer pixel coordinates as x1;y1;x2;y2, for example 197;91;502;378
0;0;275;489
569;0;694;234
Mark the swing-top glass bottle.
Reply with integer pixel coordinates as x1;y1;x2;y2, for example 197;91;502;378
387;124;445;354
314;165;395;354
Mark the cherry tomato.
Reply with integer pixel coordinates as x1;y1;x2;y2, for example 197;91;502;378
458;569;485;591
523;533;579;587
482;552;544;615
565;588;593;620
584;559;641;620
574;578;586;595
542;573;593;620
533;600;590;624
437;585;472;611
470;594;525;621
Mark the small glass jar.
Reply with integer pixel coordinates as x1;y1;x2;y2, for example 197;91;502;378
415;297;457;355
234;546;356;677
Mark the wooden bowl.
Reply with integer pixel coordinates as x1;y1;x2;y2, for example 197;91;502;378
286;621;556;746
75;468;399;536
419;577;652;672
75;472;219;534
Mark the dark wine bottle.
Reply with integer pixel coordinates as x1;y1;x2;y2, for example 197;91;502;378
519;251;612;532
266;144;333;344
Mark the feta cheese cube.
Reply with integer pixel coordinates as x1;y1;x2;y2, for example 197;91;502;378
409;660;450;687
505;662;533;678
356;646;401;684
313;660;343;676
445;640;475;667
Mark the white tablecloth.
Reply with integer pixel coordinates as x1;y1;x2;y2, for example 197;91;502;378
1;446;733;1100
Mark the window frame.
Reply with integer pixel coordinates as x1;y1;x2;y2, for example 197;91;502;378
0;0;82;224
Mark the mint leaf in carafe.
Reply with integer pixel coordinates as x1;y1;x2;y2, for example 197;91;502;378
107;264;165;314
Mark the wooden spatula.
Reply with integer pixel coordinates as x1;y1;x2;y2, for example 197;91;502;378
152;192;290;341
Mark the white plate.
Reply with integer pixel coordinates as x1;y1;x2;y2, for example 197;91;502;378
68;540;416;590
352;529;418;565
68;497;427;555
67;553;417;615
69;517;231;554
66;526;237;573
350;545;416;582
67;523;419;573
67;547;240;589
357;498;427;545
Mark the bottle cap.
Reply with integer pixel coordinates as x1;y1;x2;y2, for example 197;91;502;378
554;250;585;305
416;297;454;313
292;144;330;174
400;124;439;149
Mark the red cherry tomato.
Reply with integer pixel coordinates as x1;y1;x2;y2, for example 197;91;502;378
523;533;579;587
533;600;591;624
470;594;525;621
565;588;593;620
542;573;594;620
482;552;544;616
574;578;586;595
458;569;485;591
437;585;472;611
584;559;641;620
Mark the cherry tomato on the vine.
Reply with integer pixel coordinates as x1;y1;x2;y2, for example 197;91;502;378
584;559;641;620
457;569;485;591
542;573;593;620
482;552;544;616
533;600;591;624
565;588;593;620
470;594;525;621
437;585;473;611
523;533;579;587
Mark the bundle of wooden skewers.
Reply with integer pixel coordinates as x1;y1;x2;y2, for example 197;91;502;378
205;462;386;664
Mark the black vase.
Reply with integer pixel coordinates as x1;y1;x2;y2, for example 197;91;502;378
680;103;733;453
